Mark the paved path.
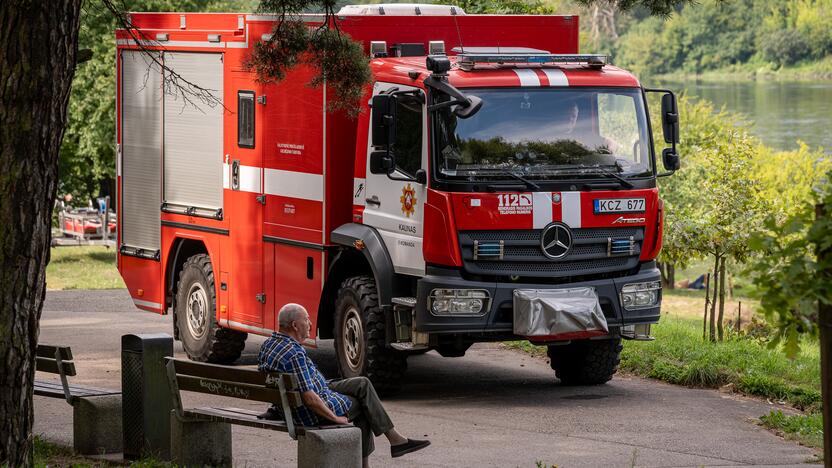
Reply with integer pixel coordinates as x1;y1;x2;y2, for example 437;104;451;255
34;289;817;467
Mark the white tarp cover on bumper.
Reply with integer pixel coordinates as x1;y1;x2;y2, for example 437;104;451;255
513;287;608;339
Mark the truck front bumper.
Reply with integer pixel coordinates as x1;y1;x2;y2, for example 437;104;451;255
413;261;661;335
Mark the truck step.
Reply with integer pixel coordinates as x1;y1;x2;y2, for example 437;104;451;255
391;297;417;307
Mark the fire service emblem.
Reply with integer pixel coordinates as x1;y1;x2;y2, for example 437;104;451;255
400;184;417;217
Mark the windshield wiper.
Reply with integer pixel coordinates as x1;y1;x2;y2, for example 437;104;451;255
589;168;634;189
454;169;542;191
504;171;541;191
560;163;634;189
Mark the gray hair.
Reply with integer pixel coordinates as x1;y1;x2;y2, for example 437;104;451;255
278;303;308;330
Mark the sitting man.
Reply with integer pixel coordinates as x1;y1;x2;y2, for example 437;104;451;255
258;303;430;466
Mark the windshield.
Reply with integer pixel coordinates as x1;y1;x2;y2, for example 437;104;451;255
433;87;653;181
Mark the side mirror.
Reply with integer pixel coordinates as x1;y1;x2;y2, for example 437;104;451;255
415;169;427;185
453;95;483;119
371;94;396;147
370;150;394;175
661;93;679;144
662;148;680;171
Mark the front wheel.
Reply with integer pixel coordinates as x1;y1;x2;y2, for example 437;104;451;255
175;254;246;364
547;338;622;385
334;276;406;395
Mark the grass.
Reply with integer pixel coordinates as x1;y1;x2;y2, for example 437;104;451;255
760;410;825;450
46;246;124;290
619;314;821;411
34;436;175;467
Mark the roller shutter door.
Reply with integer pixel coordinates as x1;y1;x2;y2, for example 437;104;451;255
121;51;162;253
163;52;224;215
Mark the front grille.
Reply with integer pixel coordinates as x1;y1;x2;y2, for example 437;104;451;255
459;227;644;278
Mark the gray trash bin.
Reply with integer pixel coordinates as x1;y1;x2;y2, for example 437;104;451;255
122;333;174;460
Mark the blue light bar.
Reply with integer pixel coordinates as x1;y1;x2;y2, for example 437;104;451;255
455;49;608;69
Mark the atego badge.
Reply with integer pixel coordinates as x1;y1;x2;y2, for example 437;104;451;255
400;184;417;218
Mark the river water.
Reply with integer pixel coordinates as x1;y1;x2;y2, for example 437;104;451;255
650;80;832;153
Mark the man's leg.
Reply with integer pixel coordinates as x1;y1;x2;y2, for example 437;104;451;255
343;395;374;459
329;377;394;437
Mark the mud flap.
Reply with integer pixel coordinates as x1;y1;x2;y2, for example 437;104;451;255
513;287;608;341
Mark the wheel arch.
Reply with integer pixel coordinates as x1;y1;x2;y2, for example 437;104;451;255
165;237;210;338
330;223;396;305
317;248;373;340
320;224;398;340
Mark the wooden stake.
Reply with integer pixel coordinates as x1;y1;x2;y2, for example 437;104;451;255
736;301;742;331
703;273;710;341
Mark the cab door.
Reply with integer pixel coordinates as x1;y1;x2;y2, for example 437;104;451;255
362;82;428;277
228;78;264;326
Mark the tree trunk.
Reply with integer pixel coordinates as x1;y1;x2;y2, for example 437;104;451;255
703;273;710;341
709;254;719;342
815;204;832;465
0;2;81;465
658;262;676;289
717;257;726;341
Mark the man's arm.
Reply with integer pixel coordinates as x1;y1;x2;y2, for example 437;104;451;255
301;390;349;424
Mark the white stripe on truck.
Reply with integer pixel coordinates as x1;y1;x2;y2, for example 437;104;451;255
513;69;540;87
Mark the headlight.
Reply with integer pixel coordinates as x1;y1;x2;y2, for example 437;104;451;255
619;281;661;310
429;289;490;316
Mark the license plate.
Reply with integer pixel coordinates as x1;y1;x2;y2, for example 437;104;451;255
593;198;645;214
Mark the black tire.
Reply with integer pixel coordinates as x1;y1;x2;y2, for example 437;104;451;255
175;254;246;364
547;338;622;385
334;276;406;394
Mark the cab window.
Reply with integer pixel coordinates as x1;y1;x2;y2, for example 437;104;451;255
392;94;423;177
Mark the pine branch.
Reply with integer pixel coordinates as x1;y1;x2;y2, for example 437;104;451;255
101;0;228;113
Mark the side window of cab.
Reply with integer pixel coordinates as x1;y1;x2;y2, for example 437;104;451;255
392;93;423;177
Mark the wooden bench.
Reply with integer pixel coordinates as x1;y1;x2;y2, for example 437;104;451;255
34;344;122;454
165;357;361;467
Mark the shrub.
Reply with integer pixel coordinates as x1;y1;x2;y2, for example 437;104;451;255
760;29;811;66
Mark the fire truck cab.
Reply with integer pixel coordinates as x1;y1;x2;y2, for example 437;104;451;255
116;5;679;392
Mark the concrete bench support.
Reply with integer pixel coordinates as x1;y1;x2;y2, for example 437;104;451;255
170;414;232;466
298;427;362;468
72;394;123;455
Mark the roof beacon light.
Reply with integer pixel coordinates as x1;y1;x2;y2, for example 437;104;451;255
426;55;451;75
429;40;446;55
338;4;465;16
453;47;608;70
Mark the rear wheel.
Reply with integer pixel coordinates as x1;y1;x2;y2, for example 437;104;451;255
547;338;622;385
334;276;406;394
175;254;246;363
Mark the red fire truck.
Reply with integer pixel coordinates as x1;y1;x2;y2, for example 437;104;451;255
116;4;679;392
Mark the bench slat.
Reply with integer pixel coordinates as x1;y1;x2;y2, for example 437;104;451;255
34;387;66;398
34;380;114;392
185;407;355;434
176;375;281;403
183;407;301;434
36;345;73;360
34;380;120;399
168;358;281;387
36;357;77;377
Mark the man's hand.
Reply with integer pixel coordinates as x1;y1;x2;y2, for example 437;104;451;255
301;390;348;424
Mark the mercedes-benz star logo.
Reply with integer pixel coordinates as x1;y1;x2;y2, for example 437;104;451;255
540;223;573;259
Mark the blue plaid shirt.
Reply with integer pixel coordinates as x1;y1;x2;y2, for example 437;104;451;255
258;332;353;426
